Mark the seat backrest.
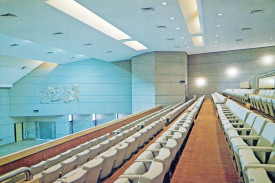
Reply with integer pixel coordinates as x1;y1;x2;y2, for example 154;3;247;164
141;161;164;183
30;161;46;175
62;168;87;183
239;109;250;122
250;117;268;136
137;151;155;160
267;146;275;181
76;149;90;167
124;162;147;175
42;163;63;183
82;157;104;183
60;150;72;162
61;155;78;176
46;155;61;169
269;90;275;97
255;123;275;163
244;113;257;128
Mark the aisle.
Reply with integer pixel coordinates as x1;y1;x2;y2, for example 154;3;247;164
171;98;242;183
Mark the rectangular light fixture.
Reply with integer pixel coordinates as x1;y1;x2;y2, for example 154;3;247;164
191;36;204;46
45;0;132;40
123;41;148;51
92;114;96;121
178;0;202;34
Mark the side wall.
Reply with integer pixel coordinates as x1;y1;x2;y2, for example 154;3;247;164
188;47;275;97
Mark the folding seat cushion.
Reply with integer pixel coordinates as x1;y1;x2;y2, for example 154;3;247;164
246;168;272;183
76;149;90;167
240;146;275;182
120;161;165;183
89;144;102;160
82;157;104;183
41;163;63;183
98;149;118;179
60;168;87;183
112;143;128;168
31;161;47;175
46;155;61;169
60;149;72;162
71;145;83;156
61;155;78;176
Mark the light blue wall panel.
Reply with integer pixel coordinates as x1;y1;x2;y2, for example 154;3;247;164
9;59;132;116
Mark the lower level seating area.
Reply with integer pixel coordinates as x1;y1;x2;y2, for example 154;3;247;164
216;97;275;182
223;89;256;103
212;92;227;104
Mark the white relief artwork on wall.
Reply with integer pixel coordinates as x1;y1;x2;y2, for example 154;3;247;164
40;84;80;103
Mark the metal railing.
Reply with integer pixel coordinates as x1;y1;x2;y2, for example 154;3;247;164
0;167;32;182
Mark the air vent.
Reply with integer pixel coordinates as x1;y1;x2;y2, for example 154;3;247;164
167;38;175;41
236;39;244;42
84;43;92;46
21;66;27;70
251;10;264;14
141;7;155;12
106;51;112;53
242;28;252;31
47;51;53;54
52;32;64;35
70;57;76;59
174;46;180;48
156;26;167;29
1;13;17;17
10;44;19;47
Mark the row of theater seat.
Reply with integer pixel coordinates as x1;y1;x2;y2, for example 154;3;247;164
115;96;205;183
215;98;275;183
223;89;256;103
249;89;275;117
112;105;174;135
2;101;194;183
211;92;227;104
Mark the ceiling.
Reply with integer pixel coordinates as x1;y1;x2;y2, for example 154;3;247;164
0;0;275;87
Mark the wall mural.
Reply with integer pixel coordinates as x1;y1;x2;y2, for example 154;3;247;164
40;84;80;103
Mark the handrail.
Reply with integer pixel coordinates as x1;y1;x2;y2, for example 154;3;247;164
0;167;32;182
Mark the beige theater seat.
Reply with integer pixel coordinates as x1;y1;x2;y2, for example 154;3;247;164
112;143;128;169
60;149;72;162
56;167;87;183
30;161;47;176
88;144;102;160
76;149;90;167
82;157;104;183
98;148;118;180
41;163;63;183
46;155;61;169
61;155;78;176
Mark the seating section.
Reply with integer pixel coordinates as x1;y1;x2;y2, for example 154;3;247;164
223;89;256;103
1;100;200;183
211;92;227;105
116;96;205;183
216;96;275;183
249;89;275;117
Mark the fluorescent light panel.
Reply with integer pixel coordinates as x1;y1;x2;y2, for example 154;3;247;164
191;36;204;46
45;0;131;40
178;0;202;34
123;41;148;51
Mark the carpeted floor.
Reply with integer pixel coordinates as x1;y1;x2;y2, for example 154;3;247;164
171;98;242;183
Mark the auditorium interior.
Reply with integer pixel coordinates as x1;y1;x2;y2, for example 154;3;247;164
0;0;275;182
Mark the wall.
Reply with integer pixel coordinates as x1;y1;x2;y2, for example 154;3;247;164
188;46;275;97
155;52;187;106
132;52;187;113
9;59;132;116
132;53;156;113
0;89;14;146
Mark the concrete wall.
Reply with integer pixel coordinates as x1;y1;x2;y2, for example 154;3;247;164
132;53;156;113
155;52;187;106
132;52;187;113
188;47;275;97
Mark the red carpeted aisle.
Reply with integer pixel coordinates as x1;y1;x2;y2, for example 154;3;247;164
171;98;242;183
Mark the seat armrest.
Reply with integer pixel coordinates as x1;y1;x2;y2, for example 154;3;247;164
230;135;259;139
238;146;273;152
244;164;275;171
135;160;153;163
234;128;252;131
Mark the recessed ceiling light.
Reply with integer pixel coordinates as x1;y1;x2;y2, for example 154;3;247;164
226;67;238;77
181;37;184;39
216;35;219;37
176;27;180;30
46;0;131;40
218;13;223;16
196;77;207;87
215;41;218;43
123;41;148;51
217;25;221;27
170;17;175;20
162;2;167;5
270;38;273;40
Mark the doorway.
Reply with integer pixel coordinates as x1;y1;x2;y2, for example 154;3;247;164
14;122;23;142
